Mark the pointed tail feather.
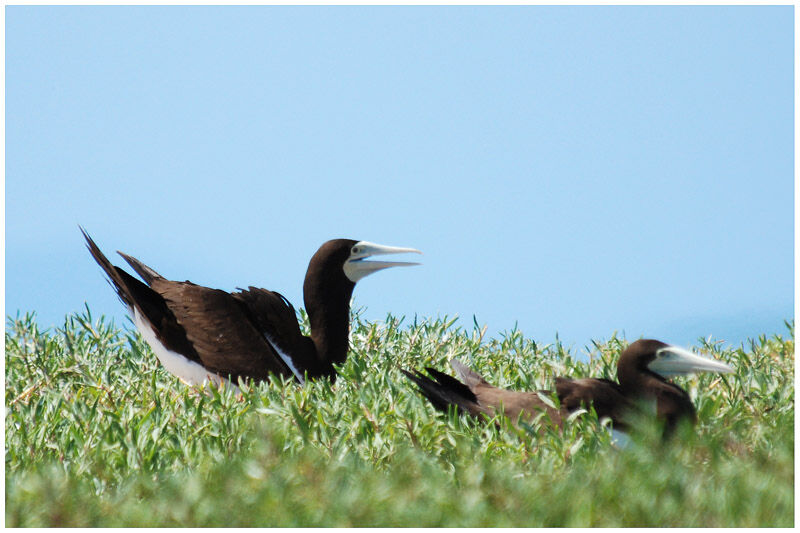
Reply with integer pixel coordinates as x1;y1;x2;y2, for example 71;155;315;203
81;226;135;308
423;367;478;402
81;227;165;323
117;251;164;285
81;227;205;371
401;366;487;418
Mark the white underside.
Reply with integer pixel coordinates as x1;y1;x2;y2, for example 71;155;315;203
133;309;238;391
609;427;633;450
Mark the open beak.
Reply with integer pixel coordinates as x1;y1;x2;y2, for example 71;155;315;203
344;241;422;282
648;345;734;378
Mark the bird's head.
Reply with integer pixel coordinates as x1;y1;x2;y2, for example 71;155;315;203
303;239;422;301
620;339;734;379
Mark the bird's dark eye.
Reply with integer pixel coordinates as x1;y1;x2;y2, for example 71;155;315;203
352;247;360;254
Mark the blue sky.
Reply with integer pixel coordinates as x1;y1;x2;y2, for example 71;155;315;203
6;6;793;353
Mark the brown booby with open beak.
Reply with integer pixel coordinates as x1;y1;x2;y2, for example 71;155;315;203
403;339;733;434
82;228;421;387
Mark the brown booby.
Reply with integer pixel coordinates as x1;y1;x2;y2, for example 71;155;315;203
402;339;733;435
82;228;421;387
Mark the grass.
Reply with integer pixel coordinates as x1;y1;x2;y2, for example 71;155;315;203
5;307;794;526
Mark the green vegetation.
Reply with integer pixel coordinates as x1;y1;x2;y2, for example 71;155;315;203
5;308;794;526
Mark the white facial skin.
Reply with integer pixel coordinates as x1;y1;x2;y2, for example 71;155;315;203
343;241;422;282
647;345;734;378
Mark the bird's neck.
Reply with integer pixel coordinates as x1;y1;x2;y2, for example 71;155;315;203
303;278;355;374
618;366;665;397
618;367;697;432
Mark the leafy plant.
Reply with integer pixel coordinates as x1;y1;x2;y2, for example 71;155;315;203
5;308;794;526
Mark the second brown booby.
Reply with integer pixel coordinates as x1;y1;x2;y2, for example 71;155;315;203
403;339;733;434
82;228;421;387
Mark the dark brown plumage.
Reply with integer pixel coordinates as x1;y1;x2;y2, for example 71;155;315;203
82;228;420;387
403;339;733;435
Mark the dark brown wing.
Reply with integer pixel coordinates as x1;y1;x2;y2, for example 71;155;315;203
153;280;294;383
555;377;631;426
450;359;562;424
404;359;563;426
232;287;319;379
470;386;563;425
